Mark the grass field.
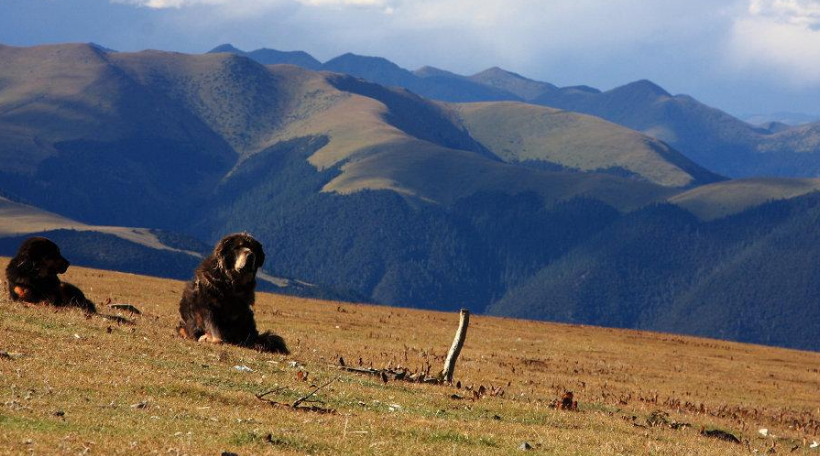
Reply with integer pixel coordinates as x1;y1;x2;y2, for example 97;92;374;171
668;178;820;220
2;259;820;455
454;102;714;188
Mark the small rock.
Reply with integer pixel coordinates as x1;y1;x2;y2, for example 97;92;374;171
518;441;533;451
493;414;502;421
233;365;253;373
53;410;65;418
387;404;402;412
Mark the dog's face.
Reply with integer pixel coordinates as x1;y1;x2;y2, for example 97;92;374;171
14;237;70;278
214;233;265;281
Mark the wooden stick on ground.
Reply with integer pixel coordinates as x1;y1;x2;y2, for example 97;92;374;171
292;376;339;408
440;309;469;383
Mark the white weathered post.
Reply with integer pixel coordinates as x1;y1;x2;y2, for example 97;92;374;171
441;308;469;383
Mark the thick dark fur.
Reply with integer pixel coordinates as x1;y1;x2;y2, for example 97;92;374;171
177;233;288;354
5;237;96;312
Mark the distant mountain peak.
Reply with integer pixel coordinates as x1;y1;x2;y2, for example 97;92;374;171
616;79;671;98
322;53;415;87
207;44;321;69
474;66;530;81
470;66;557;101
326;53;400;68
414;66;463;79
563;85;601;94
88;42;117;53
209;43;243;54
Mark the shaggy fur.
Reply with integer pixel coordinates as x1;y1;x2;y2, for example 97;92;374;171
5;237;96;312
177;233;288;354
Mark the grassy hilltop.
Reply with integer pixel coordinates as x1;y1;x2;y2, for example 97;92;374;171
2;259;820;455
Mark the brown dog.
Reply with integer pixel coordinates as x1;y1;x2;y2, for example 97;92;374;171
177;233;288;353
5;237;96;312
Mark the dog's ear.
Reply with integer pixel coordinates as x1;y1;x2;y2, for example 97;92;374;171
213;236;233;272
13;244;36;275
252;238;265;269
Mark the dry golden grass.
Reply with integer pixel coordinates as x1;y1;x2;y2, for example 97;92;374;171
454;102;702;188
669;177;820;220
2;259;820;455
324;138;675;212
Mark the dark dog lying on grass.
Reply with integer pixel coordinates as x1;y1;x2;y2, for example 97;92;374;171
5;237;96;312
177;233;288;354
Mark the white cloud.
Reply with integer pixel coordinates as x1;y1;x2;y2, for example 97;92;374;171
748;0;820;26
114;0;219;7
300;0;389;6
115;0;390;9
728;0;820;85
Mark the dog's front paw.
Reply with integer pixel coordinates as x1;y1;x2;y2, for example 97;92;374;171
13;285;33;301
197;333;223;344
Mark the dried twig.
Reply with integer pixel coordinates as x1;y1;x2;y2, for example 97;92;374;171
292;376;339;408
255;378;339;414
338;366;382;376
255;386;287;400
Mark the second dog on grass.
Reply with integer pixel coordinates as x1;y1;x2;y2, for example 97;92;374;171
5;237;96;312
177;233;288;354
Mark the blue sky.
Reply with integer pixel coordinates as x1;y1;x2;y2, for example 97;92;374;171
3;0;820;117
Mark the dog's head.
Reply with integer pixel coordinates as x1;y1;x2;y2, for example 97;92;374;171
13;237;70;278
213;233;265;282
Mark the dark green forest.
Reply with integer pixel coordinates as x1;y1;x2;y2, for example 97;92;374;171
490;194;820;350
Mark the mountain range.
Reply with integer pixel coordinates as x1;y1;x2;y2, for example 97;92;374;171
2;42;820;350
209;44;820;180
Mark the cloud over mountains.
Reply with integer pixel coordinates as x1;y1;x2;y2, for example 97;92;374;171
730;0;820;85
115;0;392;10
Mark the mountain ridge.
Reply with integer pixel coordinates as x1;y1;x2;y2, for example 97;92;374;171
209;43;820;179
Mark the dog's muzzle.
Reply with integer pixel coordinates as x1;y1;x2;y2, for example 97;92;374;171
234;249;255;272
